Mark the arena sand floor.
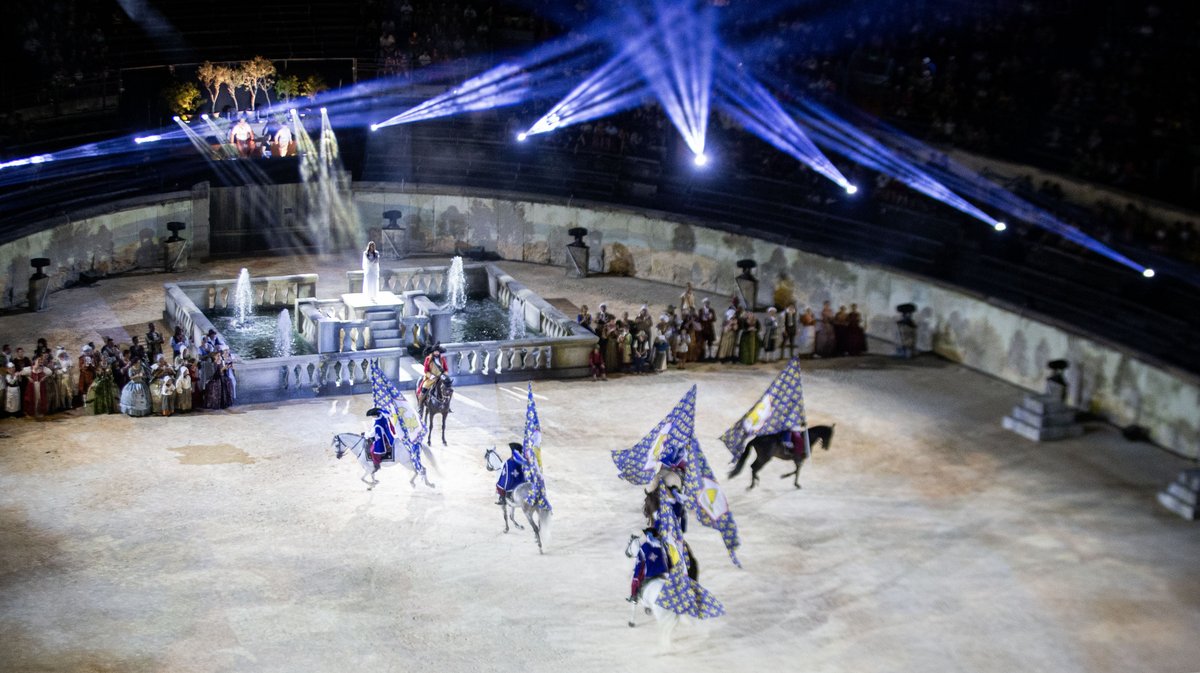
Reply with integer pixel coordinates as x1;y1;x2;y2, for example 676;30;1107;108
1;255;1197;673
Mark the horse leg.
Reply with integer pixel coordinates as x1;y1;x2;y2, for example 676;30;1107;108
525;507;542;554
793;458;805;489
439;412;448;446
628;598;640;628
500;501;510;533
508;503;525;530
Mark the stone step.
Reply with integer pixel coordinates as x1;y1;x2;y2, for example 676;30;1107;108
373;337;404;349
1157;491;1199;520
1009;405;1077;428
1166;482;1199;507
1020;394;1068;416
373;329;401;340
1002;415;1084;442
368;319;398;330
363;309;396;320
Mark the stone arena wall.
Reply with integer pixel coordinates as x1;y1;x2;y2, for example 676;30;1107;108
0;187;207;308
1;184;1195;458
353;184;1199;459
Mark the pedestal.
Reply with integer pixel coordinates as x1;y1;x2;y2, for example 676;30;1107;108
27;276;50;312
165;239;189;272
566;243;589;278
382;227;406;260
734;275;758;311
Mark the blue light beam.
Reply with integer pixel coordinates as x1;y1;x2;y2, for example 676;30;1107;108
790;100;1002;227
524;49;649;137
624;0;716;157
715;63;853;190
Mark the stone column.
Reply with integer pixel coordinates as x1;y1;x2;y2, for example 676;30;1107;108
27;258;51;312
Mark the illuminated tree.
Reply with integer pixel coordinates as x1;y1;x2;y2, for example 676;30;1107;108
217;63;240;113
239;56;277;110
196;61;222;113
163;80;202;118
299;74;329;100
275;74;300;102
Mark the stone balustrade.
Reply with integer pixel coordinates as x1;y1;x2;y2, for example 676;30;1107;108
347;263;488;298
177;273;319;311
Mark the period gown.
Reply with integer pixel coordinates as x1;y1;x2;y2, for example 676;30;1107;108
119;361;152;417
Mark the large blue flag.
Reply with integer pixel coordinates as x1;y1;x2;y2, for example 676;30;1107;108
652;488;724;619
522;383;552;512
614;386;742;567
369;360;427;474
611;386;696;485
683;436;742;567
720;357;808;461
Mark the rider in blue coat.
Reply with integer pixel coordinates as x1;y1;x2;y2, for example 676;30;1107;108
371;409;395;469
629;527;671;602
495;442;528;504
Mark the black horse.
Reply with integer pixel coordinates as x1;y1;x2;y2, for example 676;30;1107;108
728;424;835;490
418;374;453;446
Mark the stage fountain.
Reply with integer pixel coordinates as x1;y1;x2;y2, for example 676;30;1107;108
446;256;468;310
234;268;254;327
275;309;294;358
508;298;527;340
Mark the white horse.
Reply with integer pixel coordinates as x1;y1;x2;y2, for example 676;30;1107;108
624;533;680;650
332;432;436;490
484;447;551;554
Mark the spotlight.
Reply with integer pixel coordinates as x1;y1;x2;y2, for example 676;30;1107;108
201;113;209;120
693;153;708;167
370;124;378;132
172;115;180;122
320;107;327;113
517;132;528;142
845;184;858;195
134;135;163;144
1143;268;1155;278
994;221;1007;232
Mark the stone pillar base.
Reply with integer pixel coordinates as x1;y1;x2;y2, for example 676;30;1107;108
165;239;189;272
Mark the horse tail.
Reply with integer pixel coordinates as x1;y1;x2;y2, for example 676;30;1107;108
728;442;753;479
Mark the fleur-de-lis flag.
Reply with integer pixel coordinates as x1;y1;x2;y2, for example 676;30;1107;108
522;383;552;512
611;386;697;485
615;386;742;567
369;360;427;473
651;488;725;619
720;357;808;462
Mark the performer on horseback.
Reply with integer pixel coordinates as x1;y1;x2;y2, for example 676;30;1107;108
777;427;810;459
494;442;528;505
416;344;449;408
368;407;395;470
628;526;671;603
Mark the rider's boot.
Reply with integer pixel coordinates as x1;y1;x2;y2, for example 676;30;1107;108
495;492;506;505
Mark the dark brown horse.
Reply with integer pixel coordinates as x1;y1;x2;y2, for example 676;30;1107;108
728;424;835;490
418;374;453;446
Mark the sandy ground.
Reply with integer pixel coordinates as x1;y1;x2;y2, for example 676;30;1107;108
1;257;1199;673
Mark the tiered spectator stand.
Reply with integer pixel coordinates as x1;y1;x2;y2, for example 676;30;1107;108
1157;470;1200;521
1002;379;1084;442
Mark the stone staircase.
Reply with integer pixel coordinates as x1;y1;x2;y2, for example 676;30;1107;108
364;307;403;349
1002;380;1084;442
1158;470;1200;520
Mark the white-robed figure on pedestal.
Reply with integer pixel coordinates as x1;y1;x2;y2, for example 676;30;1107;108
362;241;381;300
